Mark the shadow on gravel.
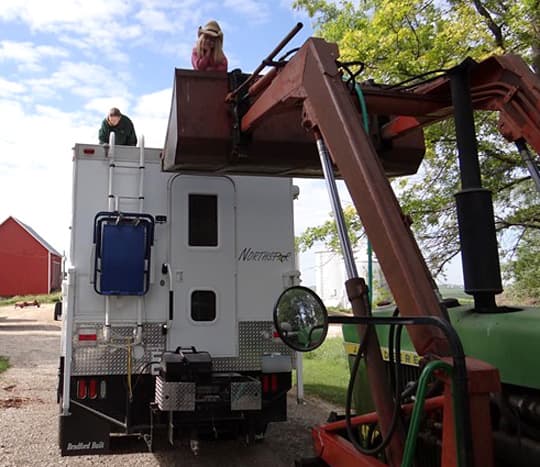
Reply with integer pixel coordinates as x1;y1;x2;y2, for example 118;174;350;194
106;432;284;466
0;317;38;323
0;324;60;332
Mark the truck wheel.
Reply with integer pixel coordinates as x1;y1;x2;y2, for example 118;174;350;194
54;302;62;321
254;422;268;442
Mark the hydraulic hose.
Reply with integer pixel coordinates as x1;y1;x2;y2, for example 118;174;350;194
344;310;405;457
330;314;472;467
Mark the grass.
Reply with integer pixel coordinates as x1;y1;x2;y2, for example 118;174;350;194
0;356;9;374
0;292;61;307
438;286;474;304
301;337;350;407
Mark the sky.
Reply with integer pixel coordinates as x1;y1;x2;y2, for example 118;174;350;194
0;0;464;286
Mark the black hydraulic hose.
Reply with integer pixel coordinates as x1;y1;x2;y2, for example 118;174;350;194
388;320;397;393
344;323;404;456
227;22;303;100
169;290;174;321
329;314;472;467
277;47;300;62
387;307;401;394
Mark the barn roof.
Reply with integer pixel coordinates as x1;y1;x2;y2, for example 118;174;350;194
1;216;62;257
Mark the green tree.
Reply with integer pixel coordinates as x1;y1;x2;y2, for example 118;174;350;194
293;0;540;295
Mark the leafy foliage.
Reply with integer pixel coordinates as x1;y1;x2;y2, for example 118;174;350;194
293;0;540;296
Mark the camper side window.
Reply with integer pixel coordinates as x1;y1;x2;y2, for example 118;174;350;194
188;194;218;247
191;290;216;321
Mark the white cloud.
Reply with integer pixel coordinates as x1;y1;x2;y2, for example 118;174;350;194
0;77;26;97
135;8;174;32
0;0;130;31
133;88;171;117
0;99;97;252
85;97;133;116
223;0;270;23
132;88;172;147
0;40;68;72
26;61;131;101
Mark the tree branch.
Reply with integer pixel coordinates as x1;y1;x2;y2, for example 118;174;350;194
471;0;504;49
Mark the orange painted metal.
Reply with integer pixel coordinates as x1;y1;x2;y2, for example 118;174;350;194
241;37;448;466
241;38;451;357
162;70;425;178
315;357;500;467
378;56;540;153
314;397;445;467
439;357;501;467
158;36;538;466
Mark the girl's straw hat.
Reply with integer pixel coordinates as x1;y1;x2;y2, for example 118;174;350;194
198;20;223;38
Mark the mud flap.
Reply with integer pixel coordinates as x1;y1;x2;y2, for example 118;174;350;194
59;402;110;456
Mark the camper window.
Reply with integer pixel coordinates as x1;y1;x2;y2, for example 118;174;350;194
191;290;216;321
188;194;218;247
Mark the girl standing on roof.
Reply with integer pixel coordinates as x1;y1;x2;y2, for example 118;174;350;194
191;20;228;72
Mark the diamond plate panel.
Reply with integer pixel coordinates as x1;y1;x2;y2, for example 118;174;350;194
71;323;165;376
213;321;295;371
71;321;292;375
231;378;261;411
155;376;195;411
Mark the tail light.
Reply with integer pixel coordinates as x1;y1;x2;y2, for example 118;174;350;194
262;375;269;393
271;374;278;392
76;378;106;399
88;379;98;399
261;374;280;394
77;379;87;399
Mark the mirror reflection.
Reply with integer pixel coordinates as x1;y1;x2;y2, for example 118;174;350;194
273;286;328;352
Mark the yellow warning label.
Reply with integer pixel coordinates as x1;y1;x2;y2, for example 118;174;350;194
343;342;420;367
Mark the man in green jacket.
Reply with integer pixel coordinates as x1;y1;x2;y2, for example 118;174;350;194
99;107;137;146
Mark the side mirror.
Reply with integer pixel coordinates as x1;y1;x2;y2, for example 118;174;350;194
273;286;328;352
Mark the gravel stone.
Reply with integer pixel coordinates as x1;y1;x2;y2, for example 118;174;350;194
0;304;341;466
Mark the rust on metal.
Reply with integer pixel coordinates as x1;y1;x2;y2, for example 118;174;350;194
239;37;450;356
378;55;540;153
162;70;425;177
226;22;304;102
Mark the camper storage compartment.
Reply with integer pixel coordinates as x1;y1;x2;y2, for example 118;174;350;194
159;348;212;383
155;349;261;413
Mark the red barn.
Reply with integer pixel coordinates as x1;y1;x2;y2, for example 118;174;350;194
0;216;62;297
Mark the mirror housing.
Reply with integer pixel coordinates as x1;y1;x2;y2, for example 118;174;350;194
273;286;329;352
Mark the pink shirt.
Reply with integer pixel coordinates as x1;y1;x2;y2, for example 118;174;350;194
191;48;228;72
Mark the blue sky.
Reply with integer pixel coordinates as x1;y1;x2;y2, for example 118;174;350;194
0;0;464;286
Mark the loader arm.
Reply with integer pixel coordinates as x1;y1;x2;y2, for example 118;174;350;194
367;55;540;154
241;38;451;467
242;38;451;358
238;37;533;466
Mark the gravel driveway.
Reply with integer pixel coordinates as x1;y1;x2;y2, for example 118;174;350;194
0;304;338;466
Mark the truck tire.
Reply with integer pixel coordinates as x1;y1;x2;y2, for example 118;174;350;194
54;301;62;321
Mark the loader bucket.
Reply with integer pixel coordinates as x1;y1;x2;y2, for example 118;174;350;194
162;69;425;178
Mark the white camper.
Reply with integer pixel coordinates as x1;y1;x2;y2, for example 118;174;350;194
57;140;298;455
